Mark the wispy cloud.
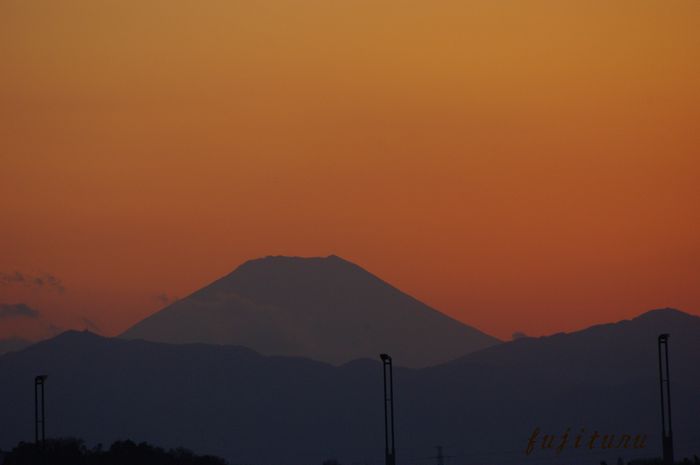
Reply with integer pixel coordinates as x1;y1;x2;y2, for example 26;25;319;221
0;303;40;319
0;271;65;293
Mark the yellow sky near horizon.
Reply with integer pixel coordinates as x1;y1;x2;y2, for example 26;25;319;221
1;0;699;340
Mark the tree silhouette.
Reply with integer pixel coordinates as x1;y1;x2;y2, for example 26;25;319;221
2;438;228;465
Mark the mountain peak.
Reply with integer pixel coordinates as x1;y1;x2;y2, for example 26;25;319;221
43;329;104;345
235;254;355;271
122;255;499;367
208;254;384;301
631;307;693;323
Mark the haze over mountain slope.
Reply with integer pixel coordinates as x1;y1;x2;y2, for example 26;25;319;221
2;309;699;465
0;337;31;355
121;255;499;367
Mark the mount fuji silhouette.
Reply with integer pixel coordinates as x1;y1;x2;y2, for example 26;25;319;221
121;255;499;367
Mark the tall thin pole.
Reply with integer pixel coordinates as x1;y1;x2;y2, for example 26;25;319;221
389;359;395;462
34;375;47;447
41;381;45;446
34;378;38;444
658;334;673;465
383;360;388;460
380;354;395;465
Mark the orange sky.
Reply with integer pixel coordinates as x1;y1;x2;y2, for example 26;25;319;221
1;0;699;341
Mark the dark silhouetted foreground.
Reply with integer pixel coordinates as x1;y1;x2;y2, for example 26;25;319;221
626;457;700;465
3;308;700;465
2;438;228;465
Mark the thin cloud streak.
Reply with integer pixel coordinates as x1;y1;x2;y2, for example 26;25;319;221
0;303;40;319
0;271;66;293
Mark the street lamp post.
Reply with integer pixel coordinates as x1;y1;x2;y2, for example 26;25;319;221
34;375;47;447
658;334;673;465
380;353;395;465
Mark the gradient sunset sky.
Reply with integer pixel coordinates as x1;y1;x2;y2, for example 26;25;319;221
1;0;698;341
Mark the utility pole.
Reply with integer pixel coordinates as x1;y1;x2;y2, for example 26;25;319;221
658;334;674;465
34;375;47;447
380;354;395;465
436;446;444;465
430;445;454;465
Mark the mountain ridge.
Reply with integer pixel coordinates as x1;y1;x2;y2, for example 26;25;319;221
3;307;700;465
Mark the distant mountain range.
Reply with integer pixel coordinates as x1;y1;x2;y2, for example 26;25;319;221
2;308;699;465
0;337;31;355
121;255;500;367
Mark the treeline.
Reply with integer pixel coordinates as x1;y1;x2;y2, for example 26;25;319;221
1;438;228;465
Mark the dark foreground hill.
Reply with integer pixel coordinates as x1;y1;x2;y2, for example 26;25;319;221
121;255;499;367
2;308;700;465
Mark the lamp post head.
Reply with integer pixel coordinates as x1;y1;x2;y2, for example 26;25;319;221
659;334;670;343
35;375;48;383
380;353;391;362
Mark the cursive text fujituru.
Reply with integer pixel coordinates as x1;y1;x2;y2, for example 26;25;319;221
525;427;647;456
